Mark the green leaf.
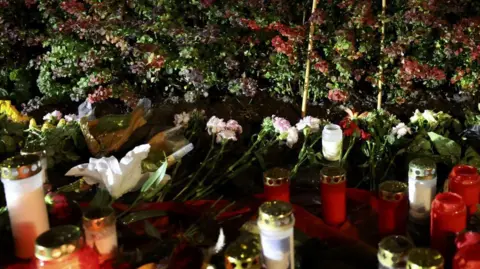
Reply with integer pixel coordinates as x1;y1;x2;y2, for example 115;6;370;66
120;210;167;225
144;221;161;239
90;188;112;207
461;147;480;170
140;161;168;200
427;132;461;162
254;151;266;171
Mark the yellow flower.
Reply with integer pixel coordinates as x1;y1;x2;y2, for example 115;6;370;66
29;118;39;129
41;122;55;132
57;119;66;128
0;100;29;123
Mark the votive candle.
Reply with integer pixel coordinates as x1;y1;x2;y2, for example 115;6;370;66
263;168;290;202
408;158;437;223
322;124;343;162
21;149;48;183
453;240;480;269
320;166;347;226
377;235;413;269
378;181;408;236
1;155;49;259
448;165;480;215
406;248;444;269
82;207;118;264
224;235;261;269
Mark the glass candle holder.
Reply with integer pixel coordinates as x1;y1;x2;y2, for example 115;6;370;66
263;168;290;202
406;248;444;269
82;207;118;264
35;225;100;269
320;166;347;226
378;181;408;236
377;235;413;269
448;165;480;215
1;155;49;259
21;149;48;183
257;201;295;269
430;192;467;260
225;235;261;269
322;124;343;162
408;158;437;222
453;243;480;269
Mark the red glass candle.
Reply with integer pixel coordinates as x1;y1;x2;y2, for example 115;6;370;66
34;225;100;269
263;168;290;202
378;181;408;236
320;166;347;226
448;165;480;215
431;192;467;260
453;243;480;269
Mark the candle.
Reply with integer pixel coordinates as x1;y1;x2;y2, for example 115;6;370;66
1;155;49;259
406;248;444;269
408;158;436;222
430;192;467;260
257;200;295;269
377;235;413;269
320;166;347;226
263;168;290;202
453;242;480;269
378;181;408;236
20;149;48;183
82;207;118;263
225;236;261;269
35;225;100;269
448;165;480;215
322;124;343;162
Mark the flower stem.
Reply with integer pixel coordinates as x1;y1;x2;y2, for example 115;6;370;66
291;132;309;177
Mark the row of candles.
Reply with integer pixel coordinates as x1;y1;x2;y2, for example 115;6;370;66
0;154;118;268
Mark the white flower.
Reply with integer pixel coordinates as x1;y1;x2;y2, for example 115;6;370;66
422;110;437;125
286;127;299;148
206;116;226;135
64;114;78;122
216;129;238;143
174;112;191;127
391;122;411;139
226;119;243;134
272;115;291;134
43;110;63;121
410;109;422;123
296;116;321;132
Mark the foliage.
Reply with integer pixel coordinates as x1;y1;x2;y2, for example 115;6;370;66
0;115;27;157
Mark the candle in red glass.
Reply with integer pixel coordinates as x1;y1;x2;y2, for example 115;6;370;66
430;192;467;260
448;165;480;215
263;168;290;202
453;243;480;269
34;225;100;269
378;181;408;236
320;166;347;226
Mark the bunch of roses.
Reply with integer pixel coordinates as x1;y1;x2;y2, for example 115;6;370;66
43;110;78;123
206;116;243;144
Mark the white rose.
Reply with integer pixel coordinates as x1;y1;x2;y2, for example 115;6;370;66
286;127;299;148
410;109;422;123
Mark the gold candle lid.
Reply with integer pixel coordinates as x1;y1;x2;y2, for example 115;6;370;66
407;248;444;269
257;200;294;230
225;236;261;269
263;167;290;186
409;158;436;180
35;225;83;261
378;235;413;267
1;154;42;180
83;206;116;231
320;166;346;184
379;180;408;202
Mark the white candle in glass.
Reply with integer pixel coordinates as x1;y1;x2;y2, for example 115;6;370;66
407;158;437;222
322;124;343;162
1;155;49;259
83;207;118;263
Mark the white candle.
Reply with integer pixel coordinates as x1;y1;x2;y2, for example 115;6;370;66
1;155;49;259
21;150;48;183
83;207;118;263
407;158;437;222
257;201;295;269
322;124;343;162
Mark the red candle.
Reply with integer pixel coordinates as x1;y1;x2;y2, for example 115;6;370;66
453;244;480;269
263;168;290;202
320;166;347;226
431;192;467;260
378;181;408;236
448;165;480;215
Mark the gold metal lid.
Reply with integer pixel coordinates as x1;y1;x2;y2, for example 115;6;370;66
379;180;408;202
225;236;261;269
378;235;413;267
35;225;83;261
83;206;116;231
320;166;347;184
263;167;290;187
257;200;294;230
1;155;42;180
409;158;436;180
407;248;444;269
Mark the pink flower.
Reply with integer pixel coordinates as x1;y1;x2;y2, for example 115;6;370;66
286;127;299;148
64;114;78;122
43;110;63;121
174;112;191;127
226;119;243;134
328;89;349;103
216;130;237;143
272;115;291;134
206;116;226;135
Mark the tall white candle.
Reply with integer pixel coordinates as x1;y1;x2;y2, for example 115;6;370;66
407;158;437;222
21;150;48;183
322;124;343;162
1;155;49;259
